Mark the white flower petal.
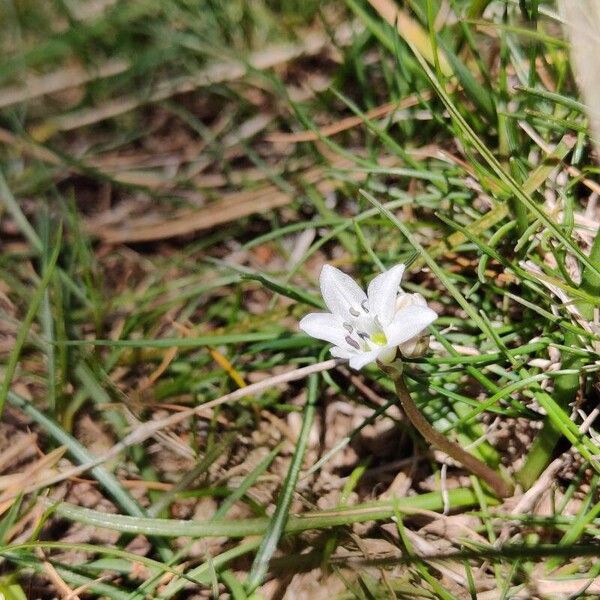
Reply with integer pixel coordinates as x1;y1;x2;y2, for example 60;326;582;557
320;264;367;320
383;305;438;347
396;291;426;311
348;348;381;370
376;346;397;364
367;264;405;325
330;346;354;359
299;312;347;347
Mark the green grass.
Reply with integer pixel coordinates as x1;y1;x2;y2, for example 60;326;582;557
2;0;600;598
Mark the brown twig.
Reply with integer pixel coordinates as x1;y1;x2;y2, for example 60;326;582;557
6;359;342;501
383;363;512;498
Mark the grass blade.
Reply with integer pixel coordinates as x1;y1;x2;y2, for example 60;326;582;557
245;374;319;591
0;225;61;417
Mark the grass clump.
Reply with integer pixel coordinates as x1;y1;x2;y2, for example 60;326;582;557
1;1;600;598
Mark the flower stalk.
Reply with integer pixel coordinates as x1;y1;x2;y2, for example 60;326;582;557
382;362;513;499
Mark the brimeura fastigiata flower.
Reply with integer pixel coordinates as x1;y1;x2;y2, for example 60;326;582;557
299;264;438;370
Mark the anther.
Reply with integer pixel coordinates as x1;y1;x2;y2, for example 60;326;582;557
345;335;361;350
349;307;360;317
343;322;353;333
357;331;369;341
361;300;370;313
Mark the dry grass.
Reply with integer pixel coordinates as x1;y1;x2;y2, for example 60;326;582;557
2;1;600;598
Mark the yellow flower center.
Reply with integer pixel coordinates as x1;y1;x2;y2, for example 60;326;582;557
370;331;388;346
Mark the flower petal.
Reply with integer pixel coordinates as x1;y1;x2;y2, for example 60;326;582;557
383;305;438;347
320;264;367;320
376;346;397;364
330;346;354;360
299;312;347;347
367;264;405;325
348;348;381;370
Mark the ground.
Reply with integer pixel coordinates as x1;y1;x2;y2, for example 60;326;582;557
2;1;600;599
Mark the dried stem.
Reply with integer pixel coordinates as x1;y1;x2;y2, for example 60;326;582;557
6;359;342;500
384;364;512;498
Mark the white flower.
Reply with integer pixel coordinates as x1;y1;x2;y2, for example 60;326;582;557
299;264;438;370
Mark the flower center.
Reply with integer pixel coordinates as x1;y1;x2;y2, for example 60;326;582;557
370;331;388;346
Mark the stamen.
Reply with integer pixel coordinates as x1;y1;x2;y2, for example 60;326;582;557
349;307;360;317
343;322;353;333
345;335;361;350
361;300;370;313
357;331;369;341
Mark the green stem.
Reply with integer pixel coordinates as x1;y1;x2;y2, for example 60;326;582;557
386;365;512;498
42;487;488;538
